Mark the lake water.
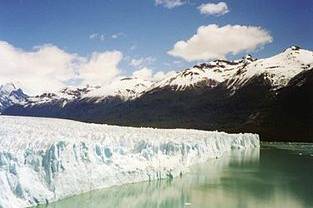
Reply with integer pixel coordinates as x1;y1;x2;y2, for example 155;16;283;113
38;144;313;208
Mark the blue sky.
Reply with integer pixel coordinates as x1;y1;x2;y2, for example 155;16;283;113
0;0;312;94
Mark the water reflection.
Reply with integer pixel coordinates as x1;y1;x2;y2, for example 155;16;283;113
38;147;313;208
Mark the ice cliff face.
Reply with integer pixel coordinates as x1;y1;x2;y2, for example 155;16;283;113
0;116;259;208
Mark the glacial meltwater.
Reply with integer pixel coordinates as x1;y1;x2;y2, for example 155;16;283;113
37;144;313;208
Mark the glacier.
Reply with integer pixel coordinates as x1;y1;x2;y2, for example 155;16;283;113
0;116;259;208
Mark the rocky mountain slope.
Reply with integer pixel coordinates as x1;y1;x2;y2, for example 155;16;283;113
4;46;313;141
0;83;28;113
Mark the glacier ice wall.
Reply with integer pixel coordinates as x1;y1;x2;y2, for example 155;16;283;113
0;116;259;208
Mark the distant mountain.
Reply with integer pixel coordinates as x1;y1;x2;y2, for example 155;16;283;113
4;46;313;141
3;77;152;119
0;83;28;113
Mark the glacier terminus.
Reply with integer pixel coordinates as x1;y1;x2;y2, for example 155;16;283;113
0;116;259;208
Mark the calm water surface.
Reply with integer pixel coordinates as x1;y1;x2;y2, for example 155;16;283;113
38;144;313;208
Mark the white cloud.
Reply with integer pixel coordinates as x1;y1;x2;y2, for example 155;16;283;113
90;32;124;41
155;0;186;8
198;2;229;16
132;67;153;80
89;33;98;39
130;57;176;82
129;57;156;68
79;51;123;86
0;41;123;95
168;24;273;62
152;70;177;81
132;67;176;82
89;33;105;41
111;32;125;39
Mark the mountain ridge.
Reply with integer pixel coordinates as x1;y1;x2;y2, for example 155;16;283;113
0;83;28;112
2;46;313;141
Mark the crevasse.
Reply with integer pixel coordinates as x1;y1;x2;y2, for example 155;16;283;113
0;116;259;208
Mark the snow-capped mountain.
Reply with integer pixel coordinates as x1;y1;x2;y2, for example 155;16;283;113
148;55;255;91
148;46;312;93
4;46;313;141
24;85;100;107
9;45;313;107
84;77;152;101
227;45;313;90
3;77;153;122
0;83;28;112
24;77;152;107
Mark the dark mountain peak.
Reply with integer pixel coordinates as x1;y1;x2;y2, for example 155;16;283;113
120;77;133;81
58;85;101;99
210;59;235;66
0;82;28;112
282;45;302;53
9;88;28;99
35;92;58;99
0;82;28;99
60;87;83;98
0;82;17;94
193;63;210;70
241;54;257;62
193;59;243;71
290;45;301;51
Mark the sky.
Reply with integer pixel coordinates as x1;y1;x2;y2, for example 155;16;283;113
0;0;312;94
